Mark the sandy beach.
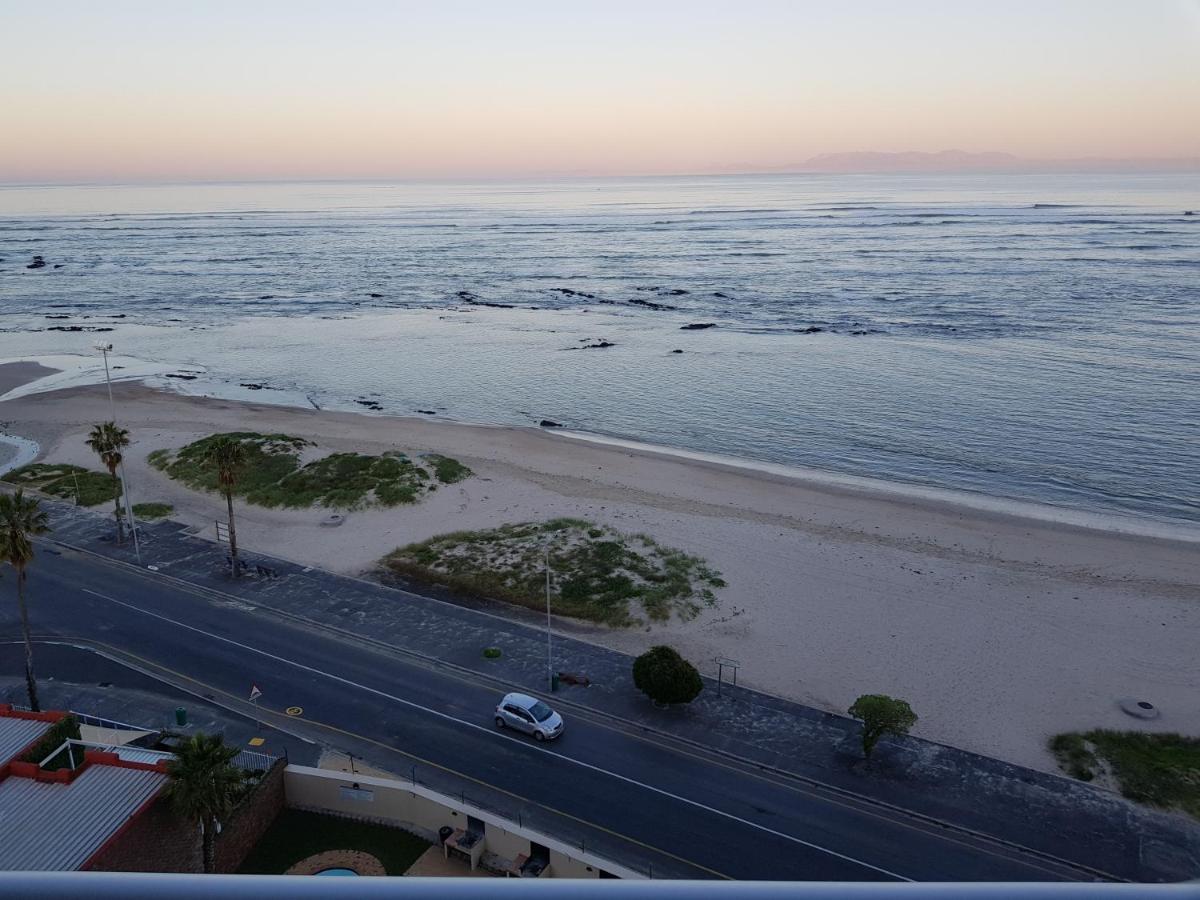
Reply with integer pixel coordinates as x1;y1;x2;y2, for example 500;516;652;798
3;363;1197;771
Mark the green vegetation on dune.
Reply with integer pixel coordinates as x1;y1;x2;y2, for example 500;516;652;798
150;432;471;510
3;463;118;507
383;518;725;626
132;502;174;519
1051;730;1200;818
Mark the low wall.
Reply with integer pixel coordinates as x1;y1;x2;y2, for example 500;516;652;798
283;765;640;879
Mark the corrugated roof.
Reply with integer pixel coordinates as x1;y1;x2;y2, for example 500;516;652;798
0;717;50;765
0;764;167;870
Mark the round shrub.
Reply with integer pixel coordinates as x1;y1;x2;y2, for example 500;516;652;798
633;645;703;706
482;647;502;659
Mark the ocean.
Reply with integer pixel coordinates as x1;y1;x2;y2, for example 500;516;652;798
1;174;1197;527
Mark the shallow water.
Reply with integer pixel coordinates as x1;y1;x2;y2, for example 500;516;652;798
1;174;1197;525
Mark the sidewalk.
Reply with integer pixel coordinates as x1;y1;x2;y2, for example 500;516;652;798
41;500;1200;881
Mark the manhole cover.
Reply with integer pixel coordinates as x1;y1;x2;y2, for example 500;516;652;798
1118;697;1160;719
286;706;303;717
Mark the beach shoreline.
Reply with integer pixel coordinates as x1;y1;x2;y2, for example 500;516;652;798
3;364;1197;771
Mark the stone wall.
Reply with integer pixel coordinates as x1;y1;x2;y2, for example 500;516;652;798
213;758;287;873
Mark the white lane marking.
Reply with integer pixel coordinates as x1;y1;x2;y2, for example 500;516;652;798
80;586;910;881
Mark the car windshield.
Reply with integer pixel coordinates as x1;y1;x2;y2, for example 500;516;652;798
529;701;554;722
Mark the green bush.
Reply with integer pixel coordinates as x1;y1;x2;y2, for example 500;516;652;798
633;645;703;705
482;647;502;659
848;694;918;759
425;454;473;484
20;715;82;769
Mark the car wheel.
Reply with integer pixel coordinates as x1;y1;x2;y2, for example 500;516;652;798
495;716;505;729
534;730;546;742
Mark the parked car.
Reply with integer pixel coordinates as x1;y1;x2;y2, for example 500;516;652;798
494;692;565;741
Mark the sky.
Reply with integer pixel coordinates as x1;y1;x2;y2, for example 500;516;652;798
2;0;1198;181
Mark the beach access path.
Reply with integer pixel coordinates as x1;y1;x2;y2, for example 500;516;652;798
26;497;1200;882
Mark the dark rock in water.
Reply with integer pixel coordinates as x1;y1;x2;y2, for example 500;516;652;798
368;293;384;298
417;409;437;415
671;349;684;354
581;340;616;349
45;314;71;319
53;264;64;269
713;292;731;299
240;383;265;390
539;419;563;428
849;330;869;336
110;313;126;318
628;298;677;311
48;325;114;333
661;288;689;296
553;288;597;299
164;372;198;380
680;322;716;330
113;366;125;370
259;295;275;300
27;256;46;269
457;290;514;309
795;326;824;334
1185;210;1195;216
355;398;383;410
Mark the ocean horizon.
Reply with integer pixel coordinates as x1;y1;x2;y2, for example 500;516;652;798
2;173;1197;527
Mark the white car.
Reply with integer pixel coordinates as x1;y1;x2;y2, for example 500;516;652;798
494;692;565;741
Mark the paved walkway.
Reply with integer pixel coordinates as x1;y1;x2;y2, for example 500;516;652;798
37;500;1200;881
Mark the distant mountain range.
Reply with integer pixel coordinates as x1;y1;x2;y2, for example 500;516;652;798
740;150;1199;174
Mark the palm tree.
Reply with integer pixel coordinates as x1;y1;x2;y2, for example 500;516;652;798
0;490;50;711
85;422;130;544
204;437;245;577
164;732;246;873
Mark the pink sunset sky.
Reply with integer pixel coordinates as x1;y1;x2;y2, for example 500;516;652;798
2;0;1198;181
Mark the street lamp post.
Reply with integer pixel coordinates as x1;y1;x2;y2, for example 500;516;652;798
544;542;553;692
96;343;141;564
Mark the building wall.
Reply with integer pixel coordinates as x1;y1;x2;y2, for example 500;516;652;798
213;758;287;873
87;759;286;874
283;765;636;879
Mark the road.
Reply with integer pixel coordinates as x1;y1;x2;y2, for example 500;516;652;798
2;543;1096;882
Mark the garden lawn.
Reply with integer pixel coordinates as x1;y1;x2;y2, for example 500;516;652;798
238;809;431;875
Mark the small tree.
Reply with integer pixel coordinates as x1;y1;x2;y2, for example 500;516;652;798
848;694;918;759
633;645;703;706
165;732;246;873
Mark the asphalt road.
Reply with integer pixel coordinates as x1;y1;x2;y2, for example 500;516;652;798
2;544;1095;882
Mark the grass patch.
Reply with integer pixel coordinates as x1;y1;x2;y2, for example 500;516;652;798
132;502;173;519
150;433;470;511
1051;730;1200;818
383;519;725;627
238;809;430;875
3;463;118;507
483;647;502;659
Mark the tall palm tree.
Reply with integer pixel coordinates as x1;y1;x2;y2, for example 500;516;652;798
85;422;130;544
0;490;50;711
204;437;245;577
164;732;246;873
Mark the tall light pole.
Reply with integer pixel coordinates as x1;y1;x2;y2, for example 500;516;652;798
544;542;554;692
96;343;141;564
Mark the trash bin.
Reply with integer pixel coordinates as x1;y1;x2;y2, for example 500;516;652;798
551;673;560;693
174;707;187;727
438;826;454;846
